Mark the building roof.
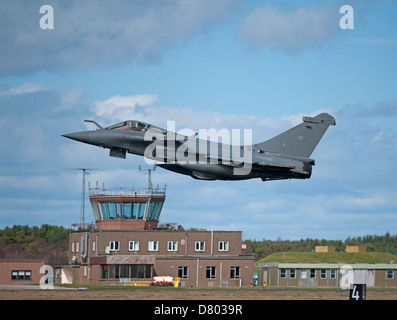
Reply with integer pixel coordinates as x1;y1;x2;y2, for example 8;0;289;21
257;261;397;270
256;252;397;264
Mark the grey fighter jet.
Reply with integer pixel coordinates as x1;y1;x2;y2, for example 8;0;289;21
62;113;335;181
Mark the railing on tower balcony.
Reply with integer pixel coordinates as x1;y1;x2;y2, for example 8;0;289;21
89;186;166;198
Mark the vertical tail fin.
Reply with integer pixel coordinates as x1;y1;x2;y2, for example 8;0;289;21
253;113;336;158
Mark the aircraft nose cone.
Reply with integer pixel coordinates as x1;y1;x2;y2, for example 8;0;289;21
62;131;90;143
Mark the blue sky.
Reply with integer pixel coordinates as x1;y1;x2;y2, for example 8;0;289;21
0;0;396;240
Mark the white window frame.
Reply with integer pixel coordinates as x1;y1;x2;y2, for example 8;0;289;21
195;241;205;251
129;240;139;251
148;240;159;252
109;240;120;251
167;241;178;252
206;266;216;279
230;266;240;279
178;266;188;279
218;241;229;252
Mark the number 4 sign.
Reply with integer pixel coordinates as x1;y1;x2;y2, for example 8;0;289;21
349;284;366;300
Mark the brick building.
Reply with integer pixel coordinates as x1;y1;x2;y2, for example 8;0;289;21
61;229;253;287
0;259;46;285
56;185;254;287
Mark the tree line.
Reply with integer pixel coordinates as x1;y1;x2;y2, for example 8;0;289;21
0;224;70;265
244;232;397;261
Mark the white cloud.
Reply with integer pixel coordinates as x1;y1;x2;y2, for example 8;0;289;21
239;4;339;54
0;82;46;97
92;94;158;120
90;93;331;145
0;0;240;75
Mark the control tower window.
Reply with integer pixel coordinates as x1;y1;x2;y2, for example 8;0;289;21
107;202;120;219
91;202;101;221
99;202;108;219
137;201;147;219
122;202;138;219
146;201;163;220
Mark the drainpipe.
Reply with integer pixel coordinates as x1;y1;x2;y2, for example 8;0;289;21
196;258;199;287
220;261;222;287
185;233;188;256
99;230;102;256
211;228;213;256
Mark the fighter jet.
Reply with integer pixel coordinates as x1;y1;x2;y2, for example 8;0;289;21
62;113;335;181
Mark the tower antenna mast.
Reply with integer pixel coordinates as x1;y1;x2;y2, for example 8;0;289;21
66;168;98;228
139;164;156;191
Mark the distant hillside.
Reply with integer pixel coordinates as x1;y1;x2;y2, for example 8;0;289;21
257;252;397;264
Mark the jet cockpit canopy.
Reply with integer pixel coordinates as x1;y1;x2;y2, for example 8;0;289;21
106;120;167;135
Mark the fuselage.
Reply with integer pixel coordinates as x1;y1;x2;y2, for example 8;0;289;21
62;119;313;181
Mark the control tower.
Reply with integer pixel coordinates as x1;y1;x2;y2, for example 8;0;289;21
89;185;166;230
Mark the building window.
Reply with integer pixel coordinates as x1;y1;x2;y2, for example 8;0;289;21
98;201;121;220
146;201;163;220
91;202;101;221
71;242;75;252
138;201;147;219
148;241;159;251
102;264;153;279
206;266;216;279
290;269;296;279
280;268;286;278
109;241;120;251
167;241;178;252
12;270;31;280
230;267;240;279
92;241;96;252
300;269;307;279
129;241;139;251
387;269;394;279
320;269;327;279
178;266;188;279
330;269;336;279
218;241;229;251
310;269;316;278
195;241;205;251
